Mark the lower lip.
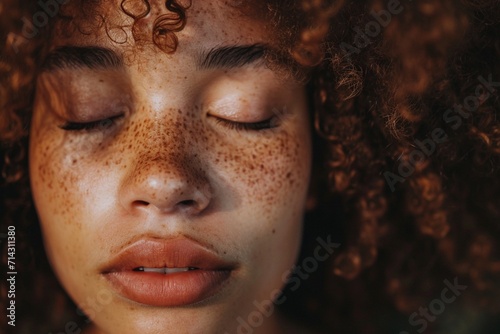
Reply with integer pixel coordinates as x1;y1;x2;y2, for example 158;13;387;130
104;270;231;307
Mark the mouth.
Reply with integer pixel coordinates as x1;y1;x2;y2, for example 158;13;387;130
133;267;198;273
101;238;236;307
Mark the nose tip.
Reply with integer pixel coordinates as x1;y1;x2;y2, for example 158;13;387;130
121;159;212;216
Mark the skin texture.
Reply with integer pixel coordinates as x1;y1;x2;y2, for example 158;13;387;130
29;1;312;333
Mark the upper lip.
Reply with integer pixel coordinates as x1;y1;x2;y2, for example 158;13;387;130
101;237;235;273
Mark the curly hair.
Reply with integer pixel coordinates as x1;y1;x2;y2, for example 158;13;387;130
1;0;499;333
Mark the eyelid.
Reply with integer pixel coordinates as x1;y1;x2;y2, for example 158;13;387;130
59;114;125;131
209;105;289;132
212;116;279;131
204;94;270;122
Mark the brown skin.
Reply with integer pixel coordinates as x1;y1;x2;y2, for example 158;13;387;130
30;1;312;333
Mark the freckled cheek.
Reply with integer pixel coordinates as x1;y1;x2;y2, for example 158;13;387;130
29;133;98;258
30;136;103;295
219;132;310;294
239;136;310;211
209;131;311;265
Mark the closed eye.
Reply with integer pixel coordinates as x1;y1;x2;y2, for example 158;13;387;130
213;117;278;131
59;114;124;131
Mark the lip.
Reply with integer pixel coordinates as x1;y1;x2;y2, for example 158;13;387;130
101;237;235;307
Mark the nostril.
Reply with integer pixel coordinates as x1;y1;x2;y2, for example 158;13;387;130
133;200;150;207
125;180;211;213
179;199;196;207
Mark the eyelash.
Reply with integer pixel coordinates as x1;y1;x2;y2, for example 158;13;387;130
60;115;278;132
60;115;124;131
214;117;277;131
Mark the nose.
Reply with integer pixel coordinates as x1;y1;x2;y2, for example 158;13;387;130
120;154;212;216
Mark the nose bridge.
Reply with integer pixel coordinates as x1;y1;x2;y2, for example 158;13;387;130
134;144;204;188
130;103;198;161
133;106;200;176
139;107;186;152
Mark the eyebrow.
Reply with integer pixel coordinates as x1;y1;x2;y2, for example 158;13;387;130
197;44;267;70
41;46;123;72
40;43;268;72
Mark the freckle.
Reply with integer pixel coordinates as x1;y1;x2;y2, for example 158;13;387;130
272;229;276;234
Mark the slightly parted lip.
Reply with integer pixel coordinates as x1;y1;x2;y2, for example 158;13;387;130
100;237;237;307
100;237;236;273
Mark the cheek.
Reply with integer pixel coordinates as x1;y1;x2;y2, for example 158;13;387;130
222;126;312;301
209;117;312;271
30;134;80;222
29;99;76;225
231;132;311;218
29;126;102;280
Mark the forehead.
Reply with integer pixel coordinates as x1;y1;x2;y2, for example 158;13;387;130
42;1;305;83
50;0;273;52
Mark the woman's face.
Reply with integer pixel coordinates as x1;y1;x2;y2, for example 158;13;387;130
29;1;312;333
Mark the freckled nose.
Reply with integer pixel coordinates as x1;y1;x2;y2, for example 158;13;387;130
120;157;212;216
